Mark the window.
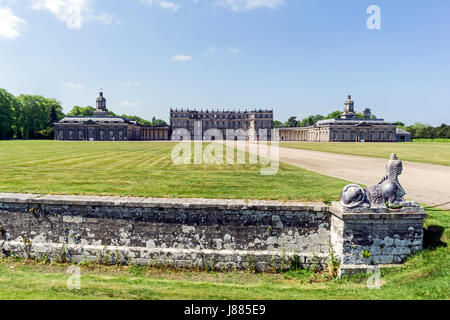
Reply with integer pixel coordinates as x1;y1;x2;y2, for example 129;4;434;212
99;130;104;140
109;130;115;140
68;130;73;139
78;131;83;140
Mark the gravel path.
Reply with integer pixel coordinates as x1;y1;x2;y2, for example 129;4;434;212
231;142;450;210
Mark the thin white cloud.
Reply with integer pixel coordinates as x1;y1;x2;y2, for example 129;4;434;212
123;81;143;87
227;46;240;54
205;47;217;57
217;0;284;11
172;54;192;62
139;0;180;12
63;82;83;89
31;0;115;30
205;46;240;56
0;6;26;39
120;101;141;107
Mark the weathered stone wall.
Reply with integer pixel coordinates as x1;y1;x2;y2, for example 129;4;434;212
330;202;426;275
0;194;427;274
0;194;330;272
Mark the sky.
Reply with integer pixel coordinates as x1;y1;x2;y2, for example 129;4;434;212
0;0;449;125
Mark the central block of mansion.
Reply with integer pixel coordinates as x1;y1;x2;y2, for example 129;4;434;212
55;93;409;142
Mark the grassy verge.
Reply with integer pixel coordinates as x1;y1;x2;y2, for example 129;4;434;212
279;141;450;166
0;207;447;300
0;140;348;202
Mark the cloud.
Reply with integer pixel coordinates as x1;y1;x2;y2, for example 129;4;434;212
31;0;115;29
120;101;141;107
123;81;143;87
139;0;180;12
205;46;240;56
172;54;192;62
205;47;217;57
227;46;240;54
63;82;83;89
0;6;26;39
217;0;284;11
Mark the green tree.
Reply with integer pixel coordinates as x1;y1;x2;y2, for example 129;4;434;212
16;95;63;139
272;120;283;128
325;110;342;120
362;108;372;119
67;106;95;117
0;88;15;139
299;114;324;127
152;119;169;127
284;116;300;127
393;121;405;127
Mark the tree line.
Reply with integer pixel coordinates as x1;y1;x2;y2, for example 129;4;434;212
394;122;450;139
0;88;168;140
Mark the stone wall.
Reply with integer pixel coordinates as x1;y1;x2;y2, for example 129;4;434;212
0;194;329;272
0;194;426;274
330;202;426;275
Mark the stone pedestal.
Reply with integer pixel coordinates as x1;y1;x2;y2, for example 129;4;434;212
330;202;427;276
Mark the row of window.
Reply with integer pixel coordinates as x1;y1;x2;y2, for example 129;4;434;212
172;121;273;129
331;131;394;141
58;130;126;140
171;113;272;119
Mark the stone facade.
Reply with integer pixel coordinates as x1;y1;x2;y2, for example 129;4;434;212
277;95;404;142
55;92;144;141
170;108;274;140
330;202;426;275
0;193;426;274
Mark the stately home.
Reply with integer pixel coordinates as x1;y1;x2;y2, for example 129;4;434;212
170;108;274;140
56;92;409;142
54;92;170;141
277;95;404;142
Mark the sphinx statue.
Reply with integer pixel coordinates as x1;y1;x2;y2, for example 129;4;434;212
340;153;419;209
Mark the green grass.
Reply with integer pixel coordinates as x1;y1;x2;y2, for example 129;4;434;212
279;141;450;166
0;207;447;300
0;140;348;202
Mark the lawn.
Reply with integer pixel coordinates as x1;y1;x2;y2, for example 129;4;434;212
279;141;450;166
0;207;447;300
0;140;348;202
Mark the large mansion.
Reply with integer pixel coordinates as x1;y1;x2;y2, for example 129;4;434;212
54;93;410;142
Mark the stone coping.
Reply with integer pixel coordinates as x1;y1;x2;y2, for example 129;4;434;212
330;202;427;220
0;193;327;211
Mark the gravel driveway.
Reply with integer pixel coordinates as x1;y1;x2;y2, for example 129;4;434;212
231;142;450;210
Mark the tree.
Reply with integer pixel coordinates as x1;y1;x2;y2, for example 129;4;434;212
285;116;299;127
15;95;63;139
152;119;169;127
272;120;283;128
325;110;342;120
393;121;405;127
299;114;324;127
363;108;372;119
0;89;15;139
48;105;58;127
67;106;95;117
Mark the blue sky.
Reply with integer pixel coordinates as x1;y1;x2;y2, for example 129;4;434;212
0;0;449;125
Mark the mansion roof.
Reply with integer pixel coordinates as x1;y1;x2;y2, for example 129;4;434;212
57;116;136;125
316;118;393;126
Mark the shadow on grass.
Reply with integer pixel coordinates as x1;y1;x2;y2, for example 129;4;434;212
423;225;447;250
